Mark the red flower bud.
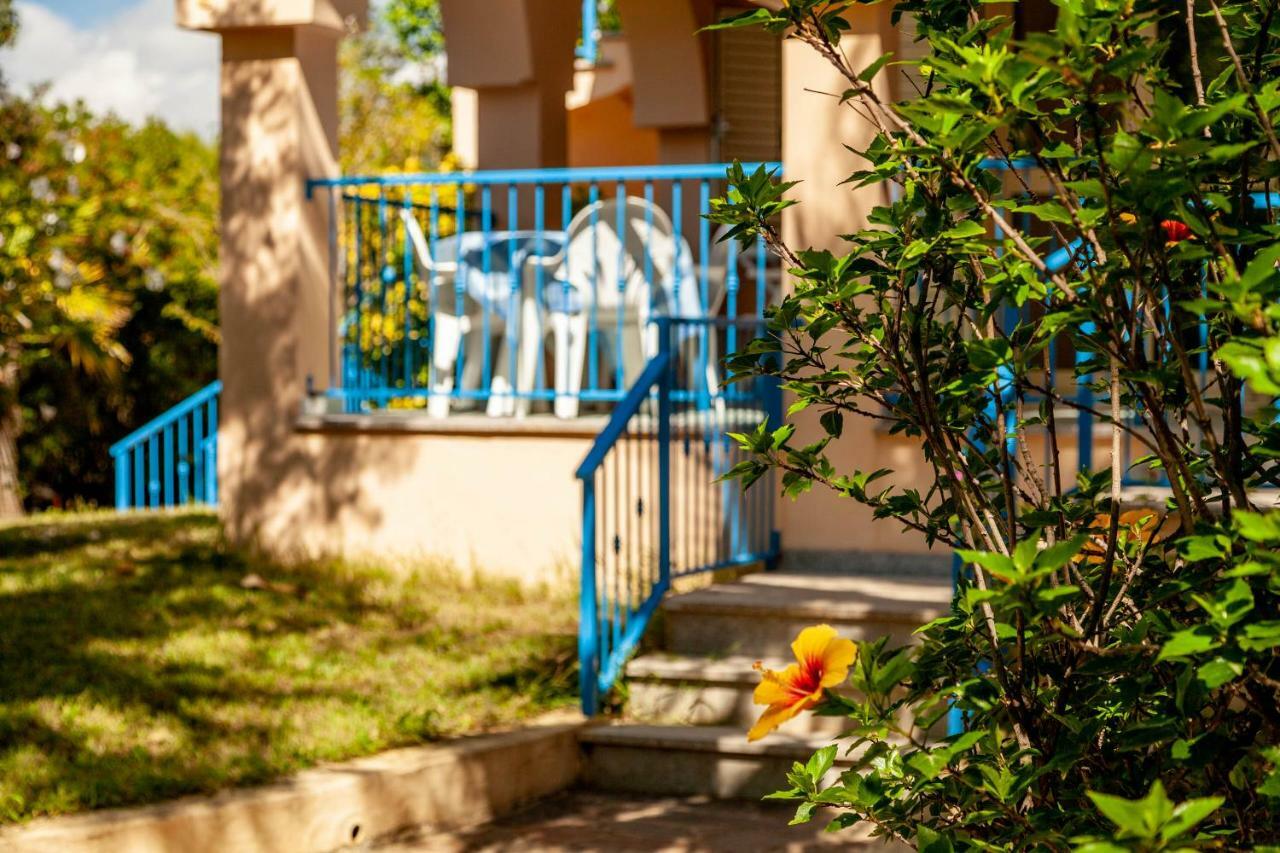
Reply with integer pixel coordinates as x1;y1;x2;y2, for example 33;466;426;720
1160;219;1193;244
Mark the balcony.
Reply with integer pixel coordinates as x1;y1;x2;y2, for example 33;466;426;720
305;162;784;423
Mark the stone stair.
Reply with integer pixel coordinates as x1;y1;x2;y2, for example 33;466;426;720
578;569;953;800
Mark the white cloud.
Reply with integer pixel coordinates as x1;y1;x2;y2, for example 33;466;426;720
0;0;218;137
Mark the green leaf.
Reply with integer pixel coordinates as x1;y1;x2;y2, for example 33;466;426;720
1161;796;1224;841
916;825;954;853
1196;656;1243;689
1239;620;1280;652
1013;201;1076;225
1158;627;1221;661
806;744;838;784
942;220;987;240
957;549;1018;582
858;51;895;82
1035;535;1088;572
702;8;779;31
1089;790;1154;837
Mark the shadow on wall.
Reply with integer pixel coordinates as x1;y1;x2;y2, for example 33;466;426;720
216;25;422;556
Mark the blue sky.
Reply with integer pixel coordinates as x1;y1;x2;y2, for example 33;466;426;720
0;0;219;135
27;0;140;27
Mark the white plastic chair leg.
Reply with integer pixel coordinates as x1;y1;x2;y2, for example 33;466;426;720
487;332;515;417
553;313;588;419
702;330;728;419
430;313;468;418
514;294;543;418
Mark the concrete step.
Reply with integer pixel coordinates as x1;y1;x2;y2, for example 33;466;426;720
624;652;930;738
625;654;853;735
661;573;952;658
579;724;852;800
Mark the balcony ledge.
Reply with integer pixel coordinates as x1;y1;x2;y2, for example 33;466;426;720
295;411;609;439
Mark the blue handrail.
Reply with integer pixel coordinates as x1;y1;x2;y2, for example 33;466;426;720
110;381;221;511
577;317;781;714
577;349;671;714
307;162;781;193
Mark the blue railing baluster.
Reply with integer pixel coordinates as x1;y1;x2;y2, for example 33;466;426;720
353;196;364;410
589;182;601;395
377;191;391;391
111;382;221;512
115;451;129;511
178;416;190;504
402;191;414;391
481;185;494;394
133;441;144;508
164;424;174;507
578;0;599;64
148;435;159;508
614;181;626;394
205;394;218;504
534;182;547;400
454;179;469;397
671;179;684;312
428;188;441;403
507;182;520;409
643;180;655;319
192;397;205;501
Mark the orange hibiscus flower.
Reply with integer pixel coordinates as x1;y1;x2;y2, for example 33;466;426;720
748;624;856;741
1080;508;1181;563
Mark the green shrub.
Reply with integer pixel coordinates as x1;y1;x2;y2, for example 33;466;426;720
713;0;1280;847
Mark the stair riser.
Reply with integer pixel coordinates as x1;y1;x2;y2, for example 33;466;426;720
664;613;926;658
627;680;933;738
628;680;853;735
582;743;841;800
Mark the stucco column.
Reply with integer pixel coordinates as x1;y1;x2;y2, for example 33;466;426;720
777;5;938;562
440;0;580;170
176;0;366;544
614;0;714;164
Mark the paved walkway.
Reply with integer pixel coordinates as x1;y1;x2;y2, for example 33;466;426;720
373;791;895;852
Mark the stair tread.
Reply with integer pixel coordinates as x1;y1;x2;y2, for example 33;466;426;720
580;723;851;759
663;574;952;620
626;653;772;683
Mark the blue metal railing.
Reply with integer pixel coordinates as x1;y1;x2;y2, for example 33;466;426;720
306;162;783;417
110;381;221;511
577;316;782;714
578;0;600;63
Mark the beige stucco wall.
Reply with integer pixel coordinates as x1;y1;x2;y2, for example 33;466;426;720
776;4;938;558
242;427;591;583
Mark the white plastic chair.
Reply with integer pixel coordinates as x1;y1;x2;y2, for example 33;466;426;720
400;208;465;417
402;209;554;418
526;196;711;419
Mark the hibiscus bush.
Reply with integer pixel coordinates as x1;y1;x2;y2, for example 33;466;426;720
713;0;1280;848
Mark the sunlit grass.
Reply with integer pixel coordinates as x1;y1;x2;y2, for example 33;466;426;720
0;510;577;823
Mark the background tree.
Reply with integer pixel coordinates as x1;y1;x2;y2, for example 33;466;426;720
340;7;451;175
0;0;453;511
0;98;219;513
715;0;1280;847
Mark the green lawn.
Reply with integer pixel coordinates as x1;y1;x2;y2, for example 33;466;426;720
0;510;577;823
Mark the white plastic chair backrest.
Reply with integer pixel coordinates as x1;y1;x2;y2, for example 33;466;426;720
705;224;734;316
400;207;435;273
557;197;680;313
